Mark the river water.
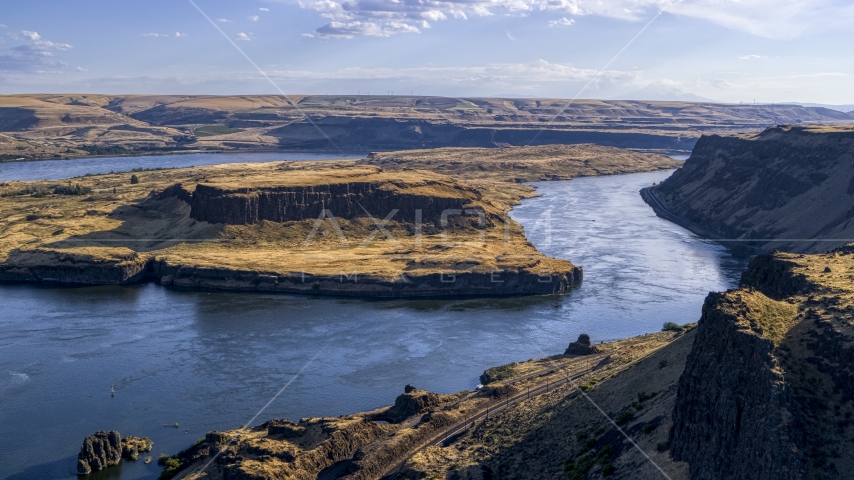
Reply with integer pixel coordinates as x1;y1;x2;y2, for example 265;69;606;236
0;151;365;182
0;165;748;480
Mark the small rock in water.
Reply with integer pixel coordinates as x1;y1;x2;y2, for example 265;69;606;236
77;431;121;475
121;436;153;461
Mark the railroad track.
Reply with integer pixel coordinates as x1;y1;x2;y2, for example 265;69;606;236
382;355;609;479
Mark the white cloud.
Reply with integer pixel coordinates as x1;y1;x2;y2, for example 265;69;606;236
302;33;315;37
738;54;764;60
75;66;88;72
264;59;638;85
709;78;733;89
235;32;252;41
143;32;187;38
259;7;270;11
549;17;574;26
248;15;260;21
315;21;419;38
0;33;73;73
0;24;7;28
285;0;854;39
506;30;516;40
217;18;232;23
75;59;637;89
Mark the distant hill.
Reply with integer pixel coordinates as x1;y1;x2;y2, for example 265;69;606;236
611;83;718;102
783;102;854;113
1;94;853;160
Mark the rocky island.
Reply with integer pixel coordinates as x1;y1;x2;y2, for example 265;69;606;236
0;144;679;297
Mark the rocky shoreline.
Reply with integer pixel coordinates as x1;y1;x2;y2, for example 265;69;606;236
0;254;582;298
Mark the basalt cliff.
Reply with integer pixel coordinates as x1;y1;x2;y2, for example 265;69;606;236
158;176;483;226
642;125;854;253
667;248;854;479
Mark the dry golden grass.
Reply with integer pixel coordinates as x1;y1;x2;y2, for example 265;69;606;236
0;160;574;286
402;329;694;480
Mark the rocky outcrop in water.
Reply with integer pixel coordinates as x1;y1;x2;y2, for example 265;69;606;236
77;431;122;475
643;125;854;253
121;436;153;461
76;431;153;474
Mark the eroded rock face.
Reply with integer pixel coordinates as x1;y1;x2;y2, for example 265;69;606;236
564;333;597;356
644;125;854;253
76;432;153;474
160;180;482;226
0;249;149;285
382;386;441;423
77;431;122;475
669;292;803;480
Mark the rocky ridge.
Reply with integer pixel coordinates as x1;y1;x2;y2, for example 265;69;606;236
669;248;854;479
5;94;853;161
643;125;854;253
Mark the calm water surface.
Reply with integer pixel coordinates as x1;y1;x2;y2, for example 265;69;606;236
0;168;748;479
0;151;365;182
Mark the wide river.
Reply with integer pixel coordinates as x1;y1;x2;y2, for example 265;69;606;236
0;151;365;182
0;155;748;480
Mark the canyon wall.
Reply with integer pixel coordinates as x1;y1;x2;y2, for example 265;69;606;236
669;290;803;479
643;125;854;253
165;180;481;225
670;249;854;478
151;260;581;298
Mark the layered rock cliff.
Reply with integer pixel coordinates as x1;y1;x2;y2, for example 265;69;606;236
670;248;854;479
643;125;854;253
0;248;148;284
669;290;803;479
159;177;483;225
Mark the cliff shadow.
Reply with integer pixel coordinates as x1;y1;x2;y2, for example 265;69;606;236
45;196;223;253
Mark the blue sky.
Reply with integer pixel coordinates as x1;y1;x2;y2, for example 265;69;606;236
1;0;853;103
